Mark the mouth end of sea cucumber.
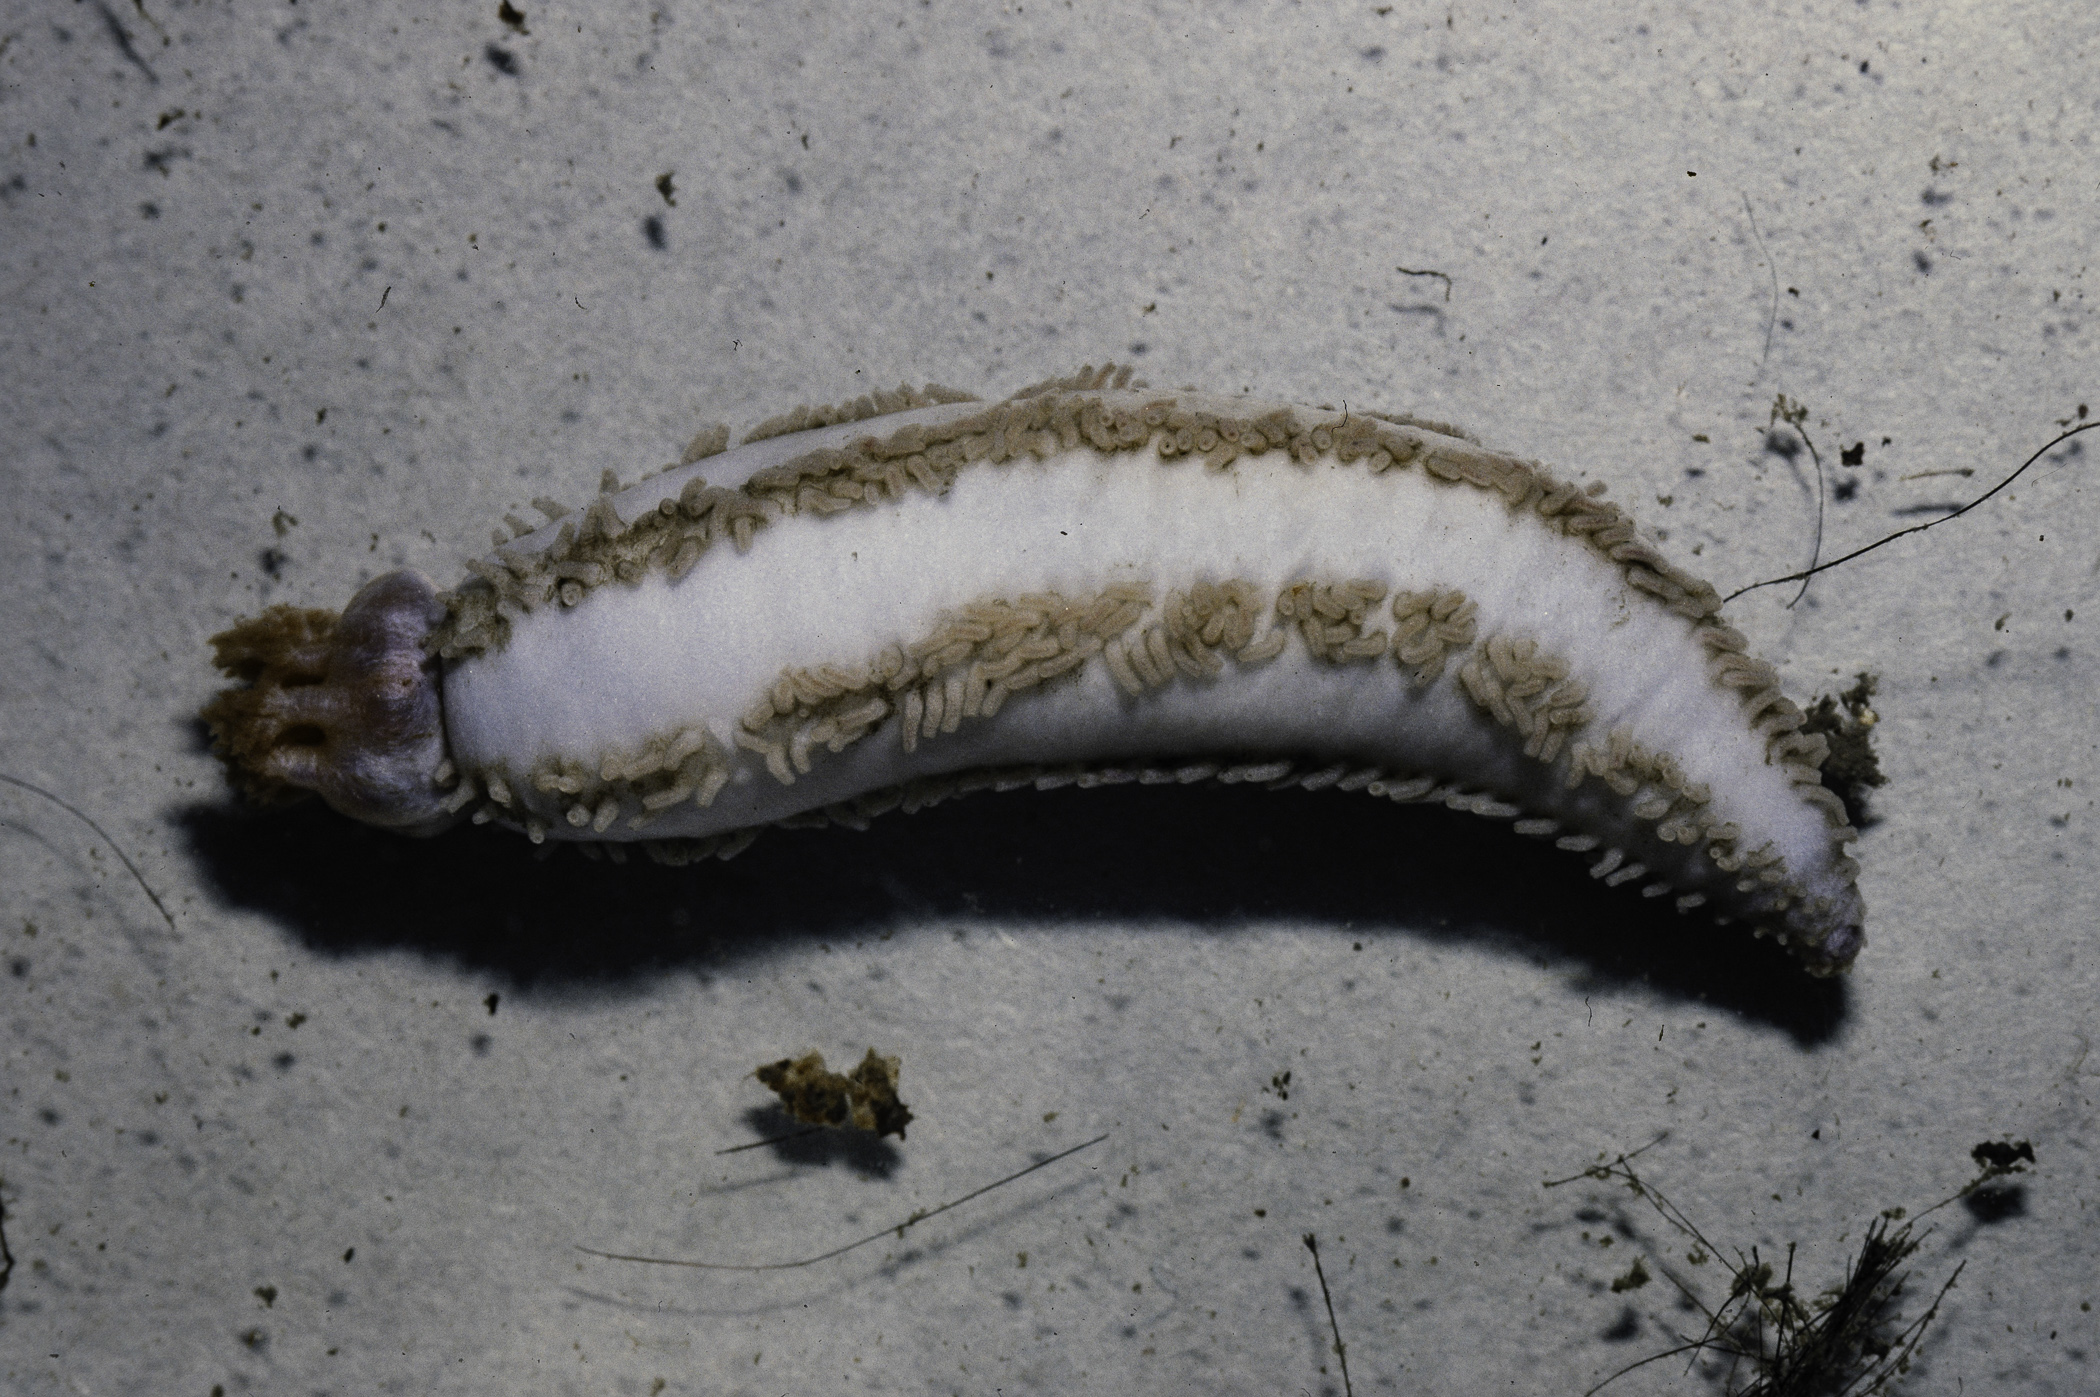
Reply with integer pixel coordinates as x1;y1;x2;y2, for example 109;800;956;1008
201;569;459;835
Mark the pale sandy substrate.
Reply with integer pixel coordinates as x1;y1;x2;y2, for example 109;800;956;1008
2;4;2093;1394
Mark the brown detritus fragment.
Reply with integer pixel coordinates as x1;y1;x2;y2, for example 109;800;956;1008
1967;1138;2034;1177
1547;1136;1984;1397
1801;672;1886;828
754;1048;914;1141
1959;1137;2036;1224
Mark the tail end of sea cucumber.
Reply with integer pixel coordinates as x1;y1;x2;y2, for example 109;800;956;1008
1797;919;1866;977
1790;886;1867;976
201;569;459;835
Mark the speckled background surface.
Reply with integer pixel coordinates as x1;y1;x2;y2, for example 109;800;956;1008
2;3;2095;1394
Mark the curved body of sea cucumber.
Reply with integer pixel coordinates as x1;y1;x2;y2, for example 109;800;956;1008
203;367;1865;972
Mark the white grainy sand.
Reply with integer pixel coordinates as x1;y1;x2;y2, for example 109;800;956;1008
2;4;2092;1394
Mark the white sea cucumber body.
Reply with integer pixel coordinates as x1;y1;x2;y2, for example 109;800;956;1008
433;387;1861;965
454;401;1721;826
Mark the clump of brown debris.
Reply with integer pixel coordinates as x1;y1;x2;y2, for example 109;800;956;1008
1802;671;1887;828
756;1048;914;1141
1550;1133;2036;1396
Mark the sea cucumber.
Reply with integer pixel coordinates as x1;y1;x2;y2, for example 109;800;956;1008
202;366;1865;972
